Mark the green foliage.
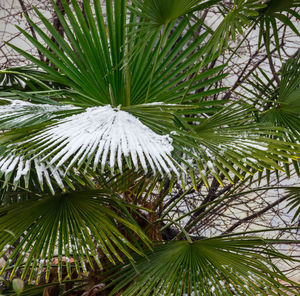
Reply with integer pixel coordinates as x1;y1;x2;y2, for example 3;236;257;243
257;0;300;56
286;187;300;222
106;238;296;295
0;191;149;283
0;0;299;295
130;0;220;27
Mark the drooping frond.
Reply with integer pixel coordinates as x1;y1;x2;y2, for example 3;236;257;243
0;154;78;194
0;105;178;183
20;105;177;174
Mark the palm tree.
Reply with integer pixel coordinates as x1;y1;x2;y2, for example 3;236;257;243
0;0;299;295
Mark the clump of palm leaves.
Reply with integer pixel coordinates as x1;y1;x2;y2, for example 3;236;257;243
0;0;299;295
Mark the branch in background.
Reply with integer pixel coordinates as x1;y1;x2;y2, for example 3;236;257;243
222;194;290;234
184;178;233;230
52;0;71;43
222;45;282;101
263;31;281;85
186;177;221;225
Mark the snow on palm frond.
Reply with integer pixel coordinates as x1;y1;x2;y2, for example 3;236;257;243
0;99;79;129
34;106;177;174
2;106;178;183
0;153;65;194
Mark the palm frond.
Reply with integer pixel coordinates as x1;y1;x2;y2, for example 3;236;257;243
0;66;54;91
257;0;300;56
131;0;265;59
0;105;179;187
0;99;79;129
1;0;299;192
130;0;220;27
105;238;297;296
1;101;299;192
0;191;150;283
243;52;300;176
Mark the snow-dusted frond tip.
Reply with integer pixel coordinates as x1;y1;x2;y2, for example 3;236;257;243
0;99;78;129
0;154;65;194
24;105;179;175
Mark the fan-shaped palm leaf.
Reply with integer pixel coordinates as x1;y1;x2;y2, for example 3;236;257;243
1;100;299;193
130;0;221;27
0;191;150;283
257;0;300;56
1;0;299;193
6;0;227;107
131;0;265;57
105;238;297;296
244;52;300;175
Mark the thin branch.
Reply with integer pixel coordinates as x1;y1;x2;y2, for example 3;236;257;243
263;32;281;85
223;195;289;234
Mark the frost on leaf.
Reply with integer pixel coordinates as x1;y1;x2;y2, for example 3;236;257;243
0;99;78;129
20;105;178;175
0;153;66;194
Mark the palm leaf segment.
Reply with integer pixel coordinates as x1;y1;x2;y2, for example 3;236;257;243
106;238;297;296
0;0;299;193
0;191;150;283
0;99;78;129
286;187;300;222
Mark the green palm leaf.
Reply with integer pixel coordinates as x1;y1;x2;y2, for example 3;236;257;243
1;101;299;192
105;238;297;296
1;0;299;192
0;66;52;91
0;191;150;283
257;0;300;56
286;187;300;222
244;52;300;176
0;99;80;129
130;0;220;27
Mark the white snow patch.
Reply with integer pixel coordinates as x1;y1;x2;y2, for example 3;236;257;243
22;105;178;175
0;99;78;128
0;152;65;194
